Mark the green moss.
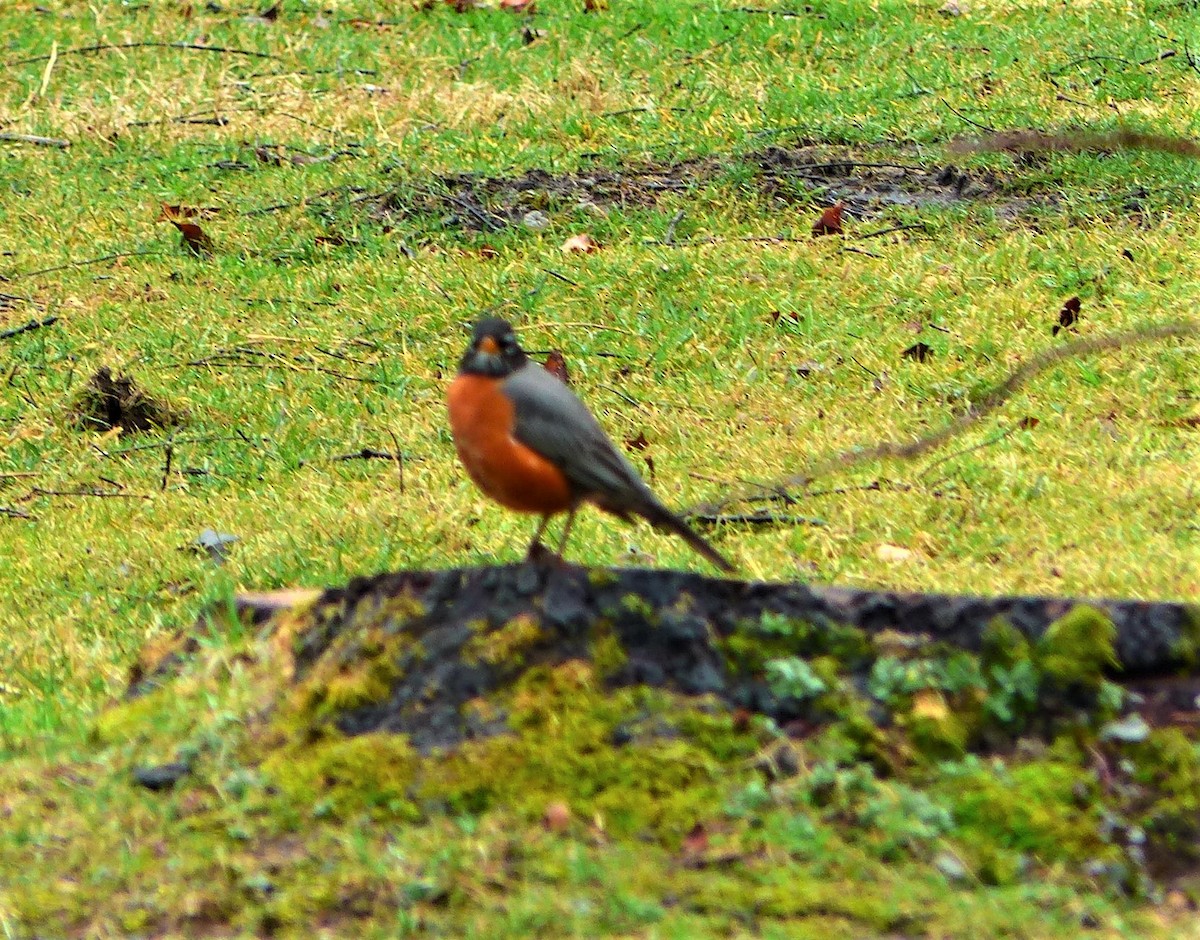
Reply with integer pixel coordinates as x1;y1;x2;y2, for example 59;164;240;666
414;664;761;838
91;689;176;746
292;627;411;721
261;732;421;821
938;755;1112;867
589;624;628;679
1169;605;1200;667
905;691;969;761
1128;729;1200;851
463;613;546;667
587;568;620;587
981;617;1031;670
1035;605;1118;689
619;592;658;624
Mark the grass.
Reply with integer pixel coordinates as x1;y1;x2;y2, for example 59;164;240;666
0;0;1198;934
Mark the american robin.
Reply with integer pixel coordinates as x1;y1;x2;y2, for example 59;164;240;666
447;317;734;572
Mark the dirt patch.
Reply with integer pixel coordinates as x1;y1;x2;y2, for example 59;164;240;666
70;367;181;434
371;144;1036;233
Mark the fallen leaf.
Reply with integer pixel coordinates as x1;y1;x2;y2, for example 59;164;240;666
681;823;709;856
501;0;536;10
543;350;570;385
876;543;915;563
583;0;607;9
194;528;239;563
477;244;500;259
561;233;600;253
1017;415;1040;430
254;144;286;166
543;800;571;833
811;201;845;236
901;341;932;362
171;220;212;256
625;431;649;451
911;689;949;720
1052;296;1081;336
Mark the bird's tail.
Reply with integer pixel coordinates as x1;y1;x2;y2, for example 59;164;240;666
641;502;735;573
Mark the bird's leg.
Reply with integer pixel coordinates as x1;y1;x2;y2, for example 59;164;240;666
554;509;578;561
525;514;551;561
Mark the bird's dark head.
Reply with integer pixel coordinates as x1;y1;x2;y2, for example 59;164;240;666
459;317;528;377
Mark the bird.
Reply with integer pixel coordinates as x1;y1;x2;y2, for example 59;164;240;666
447;317;734;572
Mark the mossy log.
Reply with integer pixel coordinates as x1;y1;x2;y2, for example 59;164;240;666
199;564;1199;753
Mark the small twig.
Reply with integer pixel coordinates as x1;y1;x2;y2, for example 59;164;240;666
299;447;410;468
0;132;69;148
25;487;148;501
9;251;161;280
664;209;685;246
940;100;996;133
160;440;174;492
688;320;1200;517
917;425;1019;479
242;185;372;217
332;448;402;462
5;41;278;68
0;507;34;520
730;6;805;16
689;511;827;528
0;316;58;340
541;268;580;287
387;429;405;494
854;222;926;241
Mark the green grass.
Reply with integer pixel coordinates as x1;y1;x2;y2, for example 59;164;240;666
1;0;1198;934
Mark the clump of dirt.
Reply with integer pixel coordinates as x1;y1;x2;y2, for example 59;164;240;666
70;367;181;434
371;144;1037;233
203;562;1197;754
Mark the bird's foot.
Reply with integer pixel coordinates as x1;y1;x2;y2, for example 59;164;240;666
524;540;567;567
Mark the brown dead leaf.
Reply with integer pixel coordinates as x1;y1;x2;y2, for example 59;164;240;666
561;233;600;254
901;341;933;362
811;201;845;236
625;431;649;452
170;220;213;256
584;0;607;9
1017;415;1040;430
543;801;571;833
543;350;570;385
681;823;709;857
1052;296;1081;336
911;689;950;721
477;244;500;260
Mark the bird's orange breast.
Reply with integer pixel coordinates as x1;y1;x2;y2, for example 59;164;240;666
447;374;574;515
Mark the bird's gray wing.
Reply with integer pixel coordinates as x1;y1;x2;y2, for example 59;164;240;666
503;364;657;511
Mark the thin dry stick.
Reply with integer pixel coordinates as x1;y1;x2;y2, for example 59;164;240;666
5;41;277;67
10;251;161;279
0;316;58;340
687;321;1199;517
0;132;69;148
